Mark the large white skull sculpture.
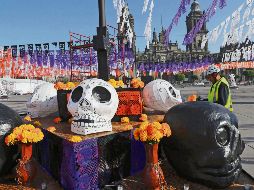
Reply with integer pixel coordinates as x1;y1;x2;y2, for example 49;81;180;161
67;78;119;135
143;79;182;112
26;83;58;118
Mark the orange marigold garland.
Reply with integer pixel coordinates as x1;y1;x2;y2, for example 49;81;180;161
133;121;172;144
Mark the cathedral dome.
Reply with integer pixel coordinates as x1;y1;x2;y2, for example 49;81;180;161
191;0;201;12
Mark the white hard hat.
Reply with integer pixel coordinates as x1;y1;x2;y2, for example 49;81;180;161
207;64;220;75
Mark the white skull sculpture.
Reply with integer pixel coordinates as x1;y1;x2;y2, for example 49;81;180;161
143;79;182;112
67;78;119;135
26;83;58;118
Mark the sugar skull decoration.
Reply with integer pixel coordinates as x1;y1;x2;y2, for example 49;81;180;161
26;83;58;118
142;79;182;112
67;78;119;135
0;103;22;176
161;102;245;188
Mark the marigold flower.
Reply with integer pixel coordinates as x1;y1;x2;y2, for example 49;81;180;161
121;117;130;123
33;121;42;127
133;128;140;141
139;130;148;142
161;123;172;137
69;135;82;143
139;114;148;121
139;121;149;131
125;124;133;130
47;126;56;133
66;82;76;90
187;94;197;102
23;115;32;122
53;117;62;124
152;122;162;130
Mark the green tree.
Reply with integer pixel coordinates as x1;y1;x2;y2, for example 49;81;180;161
191;75;199;82
242;70;254;81
174;73;185;82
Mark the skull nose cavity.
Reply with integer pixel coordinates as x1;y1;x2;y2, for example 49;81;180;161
79;98;91;107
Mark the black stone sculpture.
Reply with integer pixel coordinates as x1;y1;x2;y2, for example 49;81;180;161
161;101;245;188
0;103;22;178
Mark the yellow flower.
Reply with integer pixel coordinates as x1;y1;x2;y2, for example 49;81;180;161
139;121;149;131
66;82;76;90
152;130;163;143
116;80;124;88
133;128;140;141
139;114;148;121
23;115;32;122
121;117;130;123
152;122;162;130
34;121;42;127
47;126;56;133
139;130;148;142
69;136;82;143
125;124;133;130
161;123;172;137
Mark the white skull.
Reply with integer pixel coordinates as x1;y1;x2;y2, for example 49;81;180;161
26;83;58;118
67;78;119;135
143;79;182;112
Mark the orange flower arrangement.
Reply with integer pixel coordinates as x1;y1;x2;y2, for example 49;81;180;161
54;81;78;90
131;78;144;88
121;117;130;123
5;124;44;145
47;126;56;132
53;117;62;124
139;114;148;121
133;121;171;144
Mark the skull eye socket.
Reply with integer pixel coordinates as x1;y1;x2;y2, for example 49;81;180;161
169;86;176;97
92;86;111;103
71;86;83;103
216;126;230;146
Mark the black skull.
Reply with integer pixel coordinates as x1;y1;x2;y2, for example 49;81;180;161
0;103;22;177
161;102;245;188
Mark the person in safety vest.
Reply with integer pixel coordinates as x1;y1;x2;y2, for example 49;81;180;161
205;64;233;112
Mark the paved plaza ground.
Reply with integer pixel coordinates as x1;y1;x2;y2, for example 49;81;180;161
0;85;253;188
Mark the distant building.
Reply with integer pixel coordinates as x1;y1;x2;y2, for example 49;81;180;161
136;0;209;66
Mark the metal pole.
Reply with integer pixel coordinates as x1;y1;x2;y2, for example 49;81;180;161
95;0;109;81
98;0;106;27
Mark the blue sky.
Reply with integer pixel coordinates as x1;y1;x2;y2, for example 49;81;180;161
0;0;246;53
